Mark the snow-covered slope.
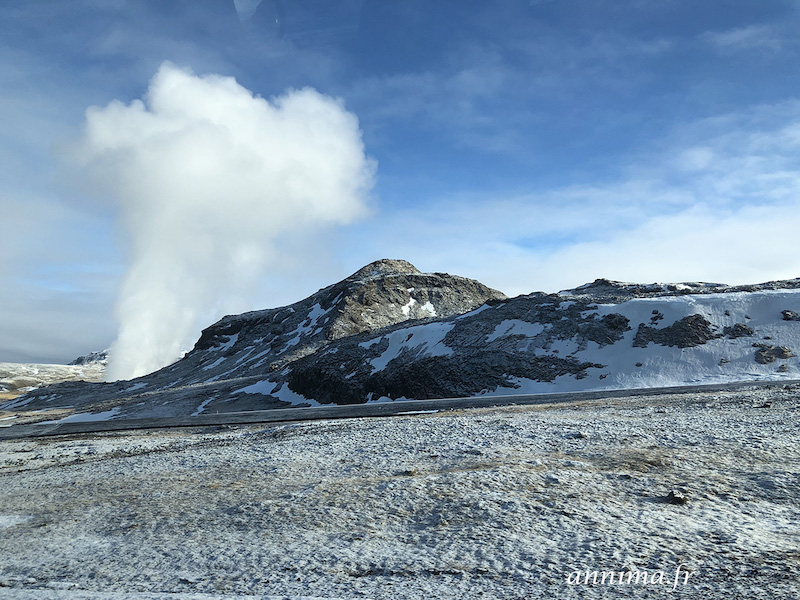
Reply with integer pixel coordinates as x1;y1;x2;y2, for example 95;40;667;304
1;387;797;599
282;287;800;403
4;262;800;422
0;355;105;400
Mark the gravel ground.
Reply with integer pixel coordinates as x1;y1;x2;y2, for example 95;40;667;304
0;385;798;599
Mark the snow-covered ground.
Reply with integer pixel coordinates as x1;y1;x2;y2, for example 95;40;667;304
0;384;798;599
0;362;104;399
479;290;800;396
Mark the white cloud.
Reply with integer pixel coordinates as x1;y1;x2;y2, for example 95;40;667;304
703;25;784;52
70;62;375;380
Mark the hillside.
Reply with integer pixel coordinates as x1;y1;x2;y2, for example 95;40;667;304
3;260;800;424
0;354;105;401
0;385;797;599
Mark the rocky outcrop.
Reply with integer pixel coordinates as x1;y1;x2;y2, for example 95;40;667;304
561;279;728;303
562;277;800;303
723;323;754;339
753;344;794;364
283;292;627;404
69;350;108;366
632;315;719;348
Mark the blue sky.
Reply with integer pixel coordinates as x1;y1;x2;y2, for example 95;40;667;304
3;0;800;365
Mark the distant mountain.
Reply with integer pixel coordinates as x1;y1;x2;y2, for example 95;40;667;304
4;261;800;422
0;353;105;400
68;350;108;366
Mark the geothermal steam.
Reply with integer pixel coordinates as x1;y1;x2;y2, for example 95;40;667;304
74;63;374;380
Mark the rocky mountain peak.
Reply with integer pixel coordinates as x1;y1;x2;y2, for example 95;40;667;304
148;260;506;392
68;350;109;366
347;259;422;283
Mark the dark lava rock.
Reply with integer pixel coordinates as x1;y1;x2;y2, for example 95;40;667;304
781;310;800;321
633;315;719;348
287;342;605;405
754;344;794;364
723;323;754;339
666;489;689;505
281;290;630;404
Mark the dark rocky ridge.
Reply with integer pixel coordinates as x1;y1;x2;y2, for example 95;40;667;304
189;258;506;368
285;293;631;404
561;277;800;303
633;315;719;349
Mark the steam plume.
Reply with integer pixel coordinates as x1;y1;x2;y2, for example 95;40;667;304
74;62;374;380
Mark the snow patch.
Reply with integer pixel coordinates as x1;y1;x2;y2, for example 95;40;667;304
271;383;320;407
401;296;417;316
38;407;121;424
122;382;147;393
486;319;546;342
359;337;382;349
0;515;30;529
233;380;279;395
280;303;329;352
210;333;239;352
190;397;216;416
368;321;455;372
203;356;225;371
231;381;318;406
455;303;493;320
420;301;437;316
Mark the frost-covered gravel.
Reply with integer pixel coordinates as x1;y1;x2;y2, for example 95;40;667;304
0;386;798;600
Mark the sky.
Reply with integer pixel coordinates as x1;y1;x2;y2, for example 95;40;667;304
2;0;800;369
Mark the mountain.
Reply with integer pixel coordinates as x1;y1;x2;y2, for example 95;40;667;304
0;354;105;400
3;261;800;422
68;350;109;366
2;260;504;416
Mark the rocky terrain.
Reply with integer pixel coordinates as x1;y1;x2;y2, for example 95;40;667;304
3;260;800;424
0;352;106;401
0;384;797;599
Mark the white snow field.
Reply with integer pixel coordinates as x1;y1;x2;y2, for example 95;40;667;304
0;385;798;600
484;289;800;395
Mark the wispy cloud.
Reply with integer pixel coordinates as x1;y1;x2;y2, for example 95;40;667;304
702;24;785;52
345;13;678;165
346;100;800;295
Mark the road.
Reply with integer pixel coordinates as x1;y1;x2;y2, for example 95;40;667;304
1;378;797;440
